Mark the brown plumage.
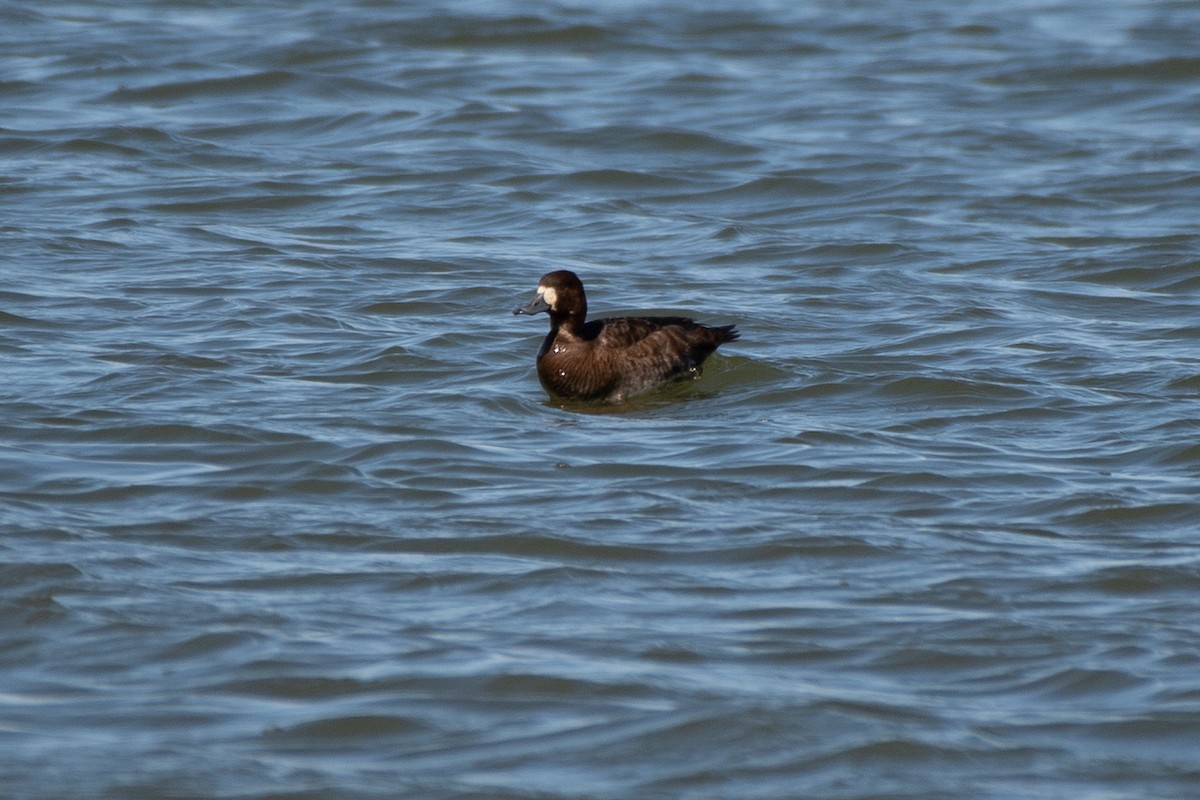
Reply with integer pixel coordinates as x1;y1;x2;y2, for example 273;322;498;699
513;270;738;402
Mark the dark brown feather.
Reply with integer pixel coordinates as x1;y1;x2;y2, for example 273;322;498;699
515;271;738;402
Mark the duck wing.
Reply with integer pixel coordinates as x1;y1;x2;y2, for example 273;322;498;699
594;316;737;384
589;316;703;348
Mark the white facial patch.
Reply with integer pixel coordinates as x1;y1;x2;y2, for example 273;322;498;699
539;285;558;307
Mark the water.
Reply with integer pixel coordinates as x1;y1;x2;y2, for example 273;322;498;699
3;1;1200;797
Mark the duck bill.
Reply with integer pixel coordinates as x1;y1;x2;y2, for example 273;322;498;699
513;294;550;315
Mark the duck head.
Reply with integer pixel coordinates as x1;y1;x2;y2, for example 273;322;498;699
513;270;587;326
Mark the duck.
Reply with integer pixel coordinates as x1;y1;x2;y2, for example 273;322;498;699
513;270;738;402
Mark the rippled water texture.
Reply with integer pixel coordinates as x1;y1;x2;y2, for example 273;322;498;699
3;1;1200;798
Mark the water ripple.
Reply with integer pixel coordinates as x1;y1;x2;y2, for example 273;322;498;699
3;1;1200;799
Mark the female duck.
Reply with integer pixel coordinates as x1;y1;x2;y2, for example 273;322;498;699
514;270;738;402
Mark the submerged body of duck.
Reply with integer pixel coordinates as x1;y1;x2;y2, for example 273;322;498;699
514;270;738;402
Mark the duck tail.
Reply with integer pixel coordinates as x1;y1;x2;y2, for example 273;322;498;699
712;324;739;344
